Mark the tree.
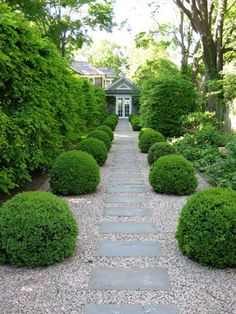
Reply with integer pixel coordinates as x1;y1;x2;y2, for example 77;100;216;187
85;39;128;77
174;0;236;116
2;0;115;57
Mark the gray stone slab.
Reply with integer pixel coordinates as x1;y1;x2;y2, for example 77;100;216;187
105;196;146;204
94;240;163;257
99;222;157;234
106;186;147;193
103;207;152;217
84;304;178;314
109;179;143;185
110;173;140;178
88;267;171;291
111;168;139;172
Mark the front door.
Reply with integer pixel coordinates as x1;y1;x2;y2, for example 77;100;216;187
116;96;131;118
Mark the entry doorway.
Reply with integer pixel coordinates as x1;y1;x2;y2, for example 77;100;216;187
116;96;132;118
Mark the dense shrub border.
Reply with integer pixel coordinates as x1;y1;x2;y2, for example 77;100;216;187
149;154;198;195
0;6;106;194
50;151;100;195
0;191;78;268
176;188;236;268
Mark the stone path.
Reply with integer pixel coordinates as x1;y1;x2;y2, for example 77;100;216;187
84;121;178;314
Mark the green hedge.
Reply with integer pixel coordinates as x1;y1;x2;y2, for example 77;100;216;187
149;154;197;195
176;188;236;268
0;191;78;268
87;130;111;151
96;125;114;141
0;5;106;194
140;75;197;137
77;138;108;166
50;151;100;195
130;114;141;131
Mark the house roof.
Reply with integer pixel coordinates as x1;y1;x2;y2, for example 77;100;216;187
105;76;140;95
97;67;116;78
71;61;105;76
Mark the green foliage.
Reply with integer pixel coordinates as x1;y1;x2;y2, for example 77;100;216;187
139;130;165;153
77;138;107;166
149;154;197;195
96;125;114;141
50;151;100;195
180;111;221;133
0;7;106;194
140;75;197;137
4;0;114;57
147;142;177;165
139;128;155;139
176;188;236;268
87;130;111;151
129;114;141;131
0;191;78;268
102;115;118;131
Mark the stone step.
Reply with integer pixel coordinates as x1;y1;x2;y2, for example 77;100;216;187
109;179;144;185
94;240;163;257
106;186;147;193
84;304;178;314
99;222;157;234
88;267;171;291
103;207;151;217
105;196;146;204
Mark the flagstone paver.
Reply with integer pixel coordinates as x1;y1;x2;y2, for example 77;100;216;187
84;304;178;314
88;267;171;290
106;186;148;193
105;195;146;204
99;222;157;234
103;207;152;216
94;240;163;257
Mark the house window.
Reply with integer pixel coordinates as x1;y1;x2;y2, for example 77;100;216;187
95;77;102;87
105;80;111;88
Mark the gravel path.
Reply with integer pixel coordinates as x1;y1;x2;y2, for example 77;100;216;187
0;120;235;314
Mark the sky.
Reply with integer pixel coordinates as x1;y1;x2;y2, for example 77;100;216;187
92;0;177;46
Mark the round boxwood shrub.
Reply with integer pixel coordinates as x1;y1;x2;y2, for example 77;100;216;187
148;142;177;165
103;119;116;131
96;125;114;141
131;116;141;131
87;130;111;151
149;154;197;195
176;188;236;268
50;151;100;195
77;138;108;166
139;128;155;139
139;130;165;153
0;191;78;268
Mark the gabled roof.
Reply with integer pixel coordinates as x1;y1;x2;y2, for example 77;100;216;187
105;76;140;93
97;67;116;78
71;61;105;76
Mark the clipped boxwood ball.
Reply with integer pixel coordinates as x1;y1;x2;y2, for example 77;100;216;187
77;138;108;166
50;151;100;195
139;130;165;153
0;191;78;268
149;154;197;195
87;130;111;151
103;120;116;131
148;142;177;165
139;128;155;139
131;117;141;131
96;125;114;141
176;188;236;268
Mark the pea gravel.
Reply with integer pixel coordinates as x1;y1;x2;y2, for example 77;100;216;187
0;120;235;314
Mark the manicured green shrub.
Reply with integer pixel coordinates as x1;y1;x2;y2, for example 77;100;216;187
129;113;136;122
50;151;100;195
0;191;78;268
148;142;177;165
131;116;142;131
139;130;165;153
0;6;106;194
176;188;236;268
140;75;197;136
77;138;108;166
149;154;197;195
139;128;155;139
103;119;116;131
96;125;114;141
87;130;111;151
